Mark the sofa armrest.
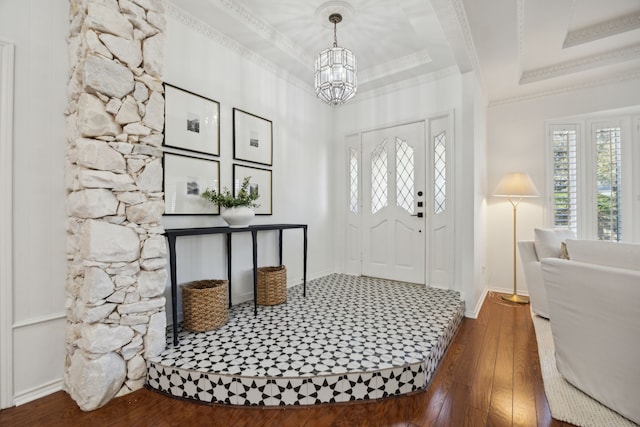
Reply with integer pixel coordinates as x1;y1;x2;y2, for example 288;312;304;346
541;257;640;424
518;241;549;318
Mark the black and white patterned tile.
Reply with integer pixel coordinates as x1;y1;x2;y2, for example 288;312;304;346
147;273;464;406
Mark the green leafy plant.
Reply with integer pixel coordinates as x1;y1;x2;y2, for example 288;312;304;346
201;176;260;208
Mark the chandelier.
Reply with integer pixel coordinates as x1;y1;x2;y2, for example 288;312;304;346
315;13;357;106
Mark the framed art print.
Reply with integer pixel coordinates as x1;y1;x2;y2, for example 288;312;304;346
233;108;273;166
164;83;220;156
163;153;220;215
233;164;272;215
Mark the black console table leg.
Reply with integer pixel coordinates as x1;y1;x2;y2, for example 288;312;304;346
226;233;232;308
303;226;308;297
252;230;258;316
168;236;179;346
278;230;283;266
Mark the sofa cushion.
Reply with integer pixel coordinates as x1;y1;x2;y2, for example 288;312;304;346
565;239;640;271
534;228;575;259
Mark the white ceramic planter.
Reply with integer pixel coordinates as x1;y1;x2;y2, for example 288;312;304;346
221;206;255;228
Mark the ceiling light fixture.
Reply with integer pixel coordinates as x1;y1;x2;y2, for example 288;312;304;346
315;13;357;106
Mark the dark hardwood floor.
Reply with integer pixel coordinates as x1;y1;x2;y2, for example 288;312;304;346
0;292;574;427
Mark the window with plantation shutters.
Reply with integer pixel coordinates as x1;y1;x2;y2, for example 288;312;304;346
594;125;622;241
551;126;578;234
547;116;635;242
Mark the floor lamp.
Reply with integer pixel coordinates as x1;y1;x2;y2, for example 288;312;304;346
494;172;539;304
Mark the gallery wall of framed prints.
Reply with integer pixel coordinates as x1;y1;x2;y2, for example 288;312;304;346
231;108;274;216
163;83;221;216
162;83;274;217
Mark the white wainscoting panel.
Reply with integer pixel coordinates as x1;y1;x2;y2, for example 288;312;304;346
0;0;69;407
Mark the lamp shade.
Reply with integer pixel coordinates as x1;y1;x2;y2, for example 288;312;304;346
493;172;539;197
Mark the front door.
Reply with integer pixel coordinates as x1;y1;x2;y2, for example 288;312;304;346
361;122;426;284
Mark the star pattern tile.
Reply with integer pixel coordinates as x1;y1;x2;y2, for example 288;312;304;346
147;274;464;406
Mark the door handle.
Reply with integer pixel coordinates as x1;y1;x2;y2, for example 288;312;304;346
411;212;424;218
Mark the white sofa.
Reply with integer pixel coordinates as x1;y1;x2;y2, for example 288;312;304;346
540;239;640;425
518;228;575;318
518;241;549;318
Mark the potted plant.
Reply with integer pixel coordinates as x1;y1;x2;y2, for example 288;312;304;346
201;176;260;227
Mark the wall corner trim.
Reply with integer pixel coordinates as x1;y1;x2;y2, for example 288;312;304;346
0;37;15;410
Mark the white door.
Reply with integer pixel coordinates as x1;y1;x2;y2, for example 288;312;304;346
361;122;426;284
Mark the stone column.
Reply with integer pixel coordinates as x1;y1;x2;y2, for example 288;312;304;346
65;0;166;411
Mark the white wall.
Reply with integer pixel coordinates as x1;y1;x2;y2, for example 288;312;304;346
461;72;489;315
0;0;69;407
162;9;335;320
487;78;640;294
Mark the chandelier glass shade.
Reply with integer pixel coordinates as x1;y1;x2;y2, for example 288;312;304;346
315;13;357;106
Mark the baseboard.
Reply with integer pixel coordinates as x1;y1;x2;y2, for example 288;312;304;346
465;286;489;319
13;378;63;407
489;285;530;297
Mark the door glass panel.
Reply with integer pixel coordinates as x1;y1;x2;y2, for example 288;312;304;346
371;138;388;214
395;138;414;214
349;147;358;213
434;131;446;214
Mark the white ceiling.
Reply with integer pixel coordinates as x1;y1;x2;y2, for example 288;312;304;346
170;0;640;104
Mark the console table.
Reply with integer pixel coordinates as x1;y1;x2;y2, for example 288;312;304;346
165;224;308;346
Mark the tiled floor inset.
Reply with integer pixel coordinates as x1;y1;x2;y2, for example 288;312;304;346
146;273;464;406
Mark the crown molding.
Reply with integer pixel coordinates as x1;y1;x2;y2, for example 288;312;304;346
451;0;482;78
431;0;485;98
490;67;640;107
563;11;640;48
217;0;314;68
359;50;432;84
165;3;315;95
450;0;487;99
520;43;640;84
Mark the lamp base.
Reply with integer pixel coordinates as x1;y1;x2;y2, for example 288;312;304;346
501;294;530;304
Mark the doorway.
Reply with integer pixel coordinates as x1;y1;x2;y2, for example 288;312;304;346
344;115;454;289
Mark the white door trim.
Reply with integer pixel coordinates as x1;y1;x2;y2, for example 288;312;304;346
427;112;455;290
0;38;15;409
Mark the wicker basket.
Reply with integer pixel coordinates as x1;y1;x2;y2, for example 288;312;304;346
257;265;287;306
180;279;228;332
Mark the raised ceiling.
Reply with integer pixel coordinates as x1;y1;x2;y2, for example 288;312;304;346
170;0;640;104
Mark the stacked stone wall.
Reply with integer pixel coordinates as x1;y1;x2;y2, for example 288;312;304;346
65;0;166;411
